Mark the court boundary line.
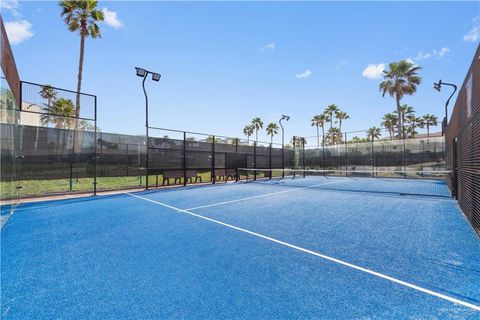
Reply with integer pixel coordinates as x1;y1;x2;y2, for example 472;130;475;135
126;192;480;312
183;179;348;211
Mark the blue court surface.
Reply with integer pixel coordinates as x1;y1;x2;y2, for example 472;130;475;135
2;176;480;319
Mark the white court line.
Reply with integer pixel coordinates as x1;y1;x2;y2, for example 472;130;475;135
184;179;348;211
126;192;480;312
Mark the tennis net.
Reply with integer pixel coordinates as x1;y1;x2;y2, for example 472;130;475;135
236;168;453;199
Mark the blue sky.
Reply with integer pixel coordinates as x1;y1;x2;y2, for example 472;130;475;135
2;1;479;142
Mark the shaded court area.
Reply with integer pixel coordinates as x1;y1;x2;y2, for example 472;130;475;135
1;177;480;319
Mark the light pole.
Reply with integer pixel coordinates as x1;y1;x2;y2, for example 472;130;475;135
433;79;457;135
279;114;290;178
136;67;161;190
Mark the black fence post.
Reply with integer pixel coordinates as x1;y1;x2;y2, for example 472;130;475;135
322;134;326;172
293;136;296;178
253;141;257;181
183;131;187;186
93;95;97;196
269;142;272;179
403;136;406;177
212;136;216;184
344;132;348;174
302;138;306;178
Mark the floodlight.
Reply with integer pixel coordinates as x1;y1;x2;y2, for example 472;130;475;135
152;73;161;81
135;67;147;77
281;114;291;121
433;80;442;92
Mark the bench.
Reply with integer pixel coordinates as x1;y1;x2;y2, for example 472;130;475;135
211;169;237;182
162;170;202;185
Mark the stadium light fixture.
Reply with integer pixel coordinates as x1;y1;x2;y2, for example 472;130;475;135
135;66;161;190
279;114;291;178
433;79;457;134
135;67;147;77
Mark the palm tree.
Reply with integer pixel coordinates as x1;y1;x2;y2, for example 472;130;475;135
381;113;397;140
251;117;263;141
406;114;424;138
40;98;76;129
231;138;240;145
366;126;381;142
326;127;342;145
311;114;326;148
399;104;415;137
265;122;279;144
39;85;57;107
243;124;254;143
335;110;350;132
379;60;422;139
291;136;306;147
59;0;104;120
324;104;339;130
422;114;438;138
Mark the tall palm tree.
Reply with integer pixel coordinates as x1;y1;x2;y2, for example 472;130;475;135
265;122;279;144
39;85;57;107
381;113;397;140
59;0;104;120
324;104;339;130
379;60;422;139
422;114;438;138
231;137;240;145
243;124;254;144
335;110;349;132
40;98;76;129
251;117;263;141
310;114;326;148
366;126;381;142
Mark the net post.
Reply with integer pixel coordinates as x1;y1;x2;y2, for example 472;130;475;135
183;131;187;187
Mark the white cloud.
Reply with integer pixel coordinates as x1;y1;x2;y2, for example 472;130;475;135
295;69;311;79
414;51;432;61
336;60;347;70
102;8;123;28
464;26;479;42
406;58;415;64
362;63;384;80
261;42;275;52
1;0;20;17
433;47;450;58
408;47;450;62
4;20;33;45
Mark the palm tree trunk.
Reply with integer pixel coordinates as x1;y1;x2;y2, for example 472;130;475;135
395;95;402;139
316;126;319;149
255;130;258;142
76;34;85;119
427;124;430;138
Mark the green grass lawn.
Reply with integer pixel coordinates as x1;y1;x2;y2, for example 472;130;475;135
0;172;216;200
